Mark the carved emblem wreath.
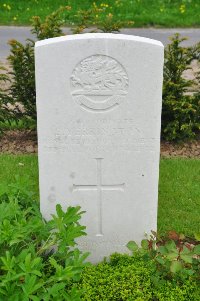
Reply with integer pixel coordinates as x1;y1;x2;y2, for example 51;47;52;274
70;55;128;112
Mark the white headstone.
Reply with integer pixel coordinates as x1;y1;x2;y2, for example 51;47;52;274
35;33;164;262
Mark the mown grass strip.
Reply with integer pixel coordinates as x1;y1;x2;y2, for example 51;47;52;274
0;0;200;27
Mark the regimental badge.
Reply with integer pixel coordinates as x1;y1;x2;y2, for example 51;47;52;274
70;55;129;112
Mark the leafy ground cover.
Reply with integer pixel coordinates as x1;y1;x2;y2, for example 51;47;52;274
1;193;199;300
77;252;200;300
0;154;199;236
0;195;89;300
0;0;200;27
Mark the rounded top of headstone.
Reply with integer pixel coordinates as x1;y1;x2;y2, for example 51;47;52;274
35;33;164;48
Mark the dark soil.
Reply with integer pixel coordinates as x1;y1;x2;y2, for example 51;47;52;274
0;130;38;154
0;130;200;158
161;140;200;158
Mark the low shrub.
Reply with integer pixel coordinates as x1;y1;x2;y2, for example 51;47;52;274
31;6;70;40
153;280;200;301
77;253;200;301
76;230;200;300
0;192;89;300
72;2;133;34
162;34;200;141
7;39;36;120
77;254;154;300
0;189;199;300
127;230;200;283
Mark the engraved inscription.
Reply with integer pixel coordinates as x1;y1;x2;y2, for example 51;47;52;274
70;55;128;112
72;158;125;236
41;119;159;153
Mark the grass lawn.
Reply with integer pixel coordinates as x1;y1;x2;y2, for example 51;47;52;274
158;158;200;236
0;154;199;237
0;0;200;27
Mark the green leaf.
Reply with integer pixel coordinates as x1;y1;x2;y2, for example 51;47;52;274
193;244;200;255
194;233;200;241
31;269;42;277
155;255;165;265
184;269;195;276
55;204;63;218
22;275;43;296
180;254;193;264
126;241;138;253
179;233;185;240
30;295;40;301
46;283;66;297
158;246;168;255
170;261;183;273
166;252;178;260
165;240;177;252
181;245;191;255
141;239;149;250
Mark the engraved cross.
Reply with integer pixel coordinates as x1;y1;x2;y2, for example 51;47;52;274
72;158;125;236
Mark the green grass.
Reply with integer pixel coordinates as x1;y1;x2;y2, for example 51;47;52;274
0;154;199;236
0;0;200;27
158;158;200;236
0;154;39;199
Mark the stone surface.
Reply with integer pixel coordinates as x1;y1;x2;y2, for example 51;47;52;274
35;33;164;262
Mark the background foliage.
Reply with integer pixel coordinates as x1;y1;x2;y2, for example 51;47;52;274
0;6;199;140
162;34;200;140
0;67;11;135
